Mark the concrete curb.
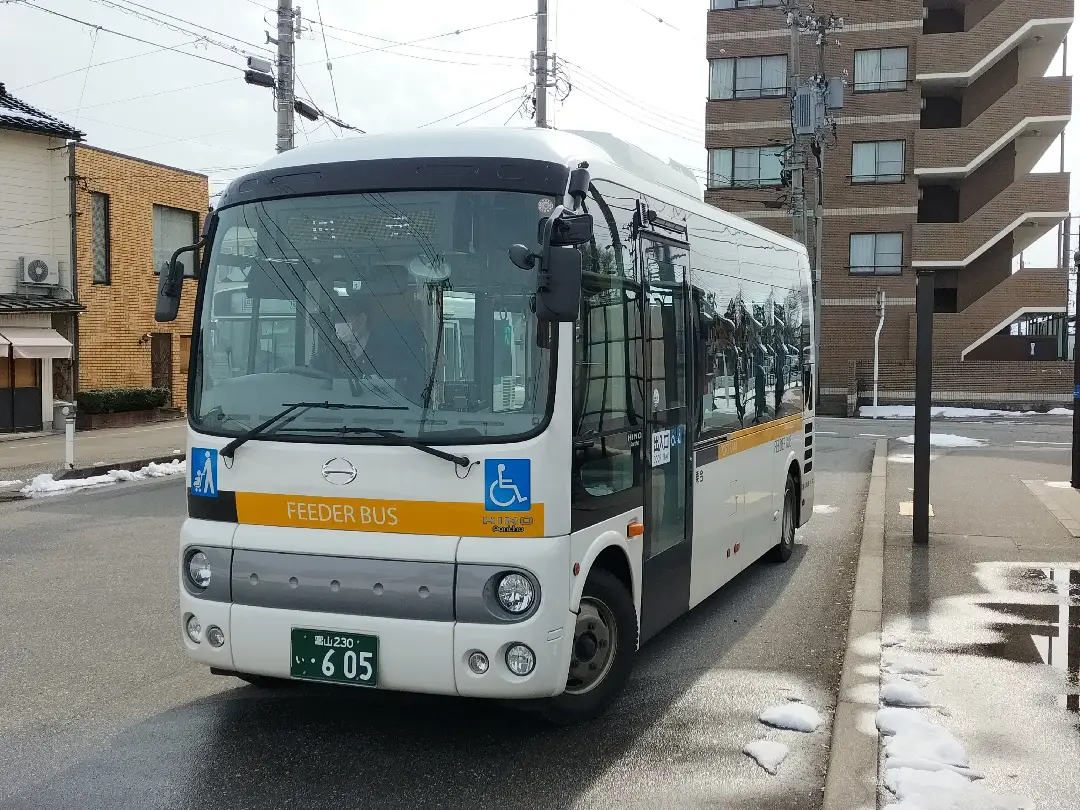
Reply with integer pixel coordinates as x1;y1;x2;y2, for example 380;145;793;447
0;454;185;502
821;437;887;810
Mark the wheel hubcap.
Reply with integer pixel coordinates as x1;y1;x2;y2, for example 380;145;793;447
565;598;617;695
783;491;795;547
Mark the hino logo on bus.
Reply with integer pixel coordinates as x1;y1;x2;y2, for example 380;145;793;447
483;516;534;533
321;458;357;485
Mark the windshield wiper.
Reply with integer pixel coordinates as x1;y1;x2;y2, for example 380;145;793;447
219;401;408;460
287;425;471;469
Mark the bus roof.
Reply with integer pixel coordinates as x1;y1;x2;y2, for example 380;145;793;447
244;127;807;257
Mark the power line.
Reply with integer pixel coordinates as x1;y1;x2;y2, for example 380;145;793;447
12;39;200;92
559;57;703;130
313;0;340;117
562;70;703;141
15;1;243;73
315;28;527;69
418;87;525;128
611;0;680;31
569;82;704;147
455;94;525;127
301;17;523;61
102;0;274;54
72;28;100;127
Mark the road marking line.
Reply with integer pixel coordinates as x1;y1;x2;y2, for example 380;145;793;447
859;434;887;438
1015;441;1070;446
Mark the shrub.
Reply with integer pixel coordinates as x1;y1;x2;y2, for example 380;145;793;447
76;387;169;415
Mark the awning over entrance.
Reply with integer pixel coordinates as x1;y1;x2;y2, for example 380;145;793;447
0;327;73;360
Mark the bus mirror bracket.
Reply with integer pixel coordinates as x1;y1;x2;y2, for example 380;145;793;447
155;238;204;323
509;205;589;323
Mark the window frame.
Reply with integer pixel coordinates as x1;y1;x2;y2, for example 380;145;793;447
708;145;785;189
849;232;904;276
90;191;111;285
709;54;788;101
851;140;906;184
852;47;909;94
152;204;200;279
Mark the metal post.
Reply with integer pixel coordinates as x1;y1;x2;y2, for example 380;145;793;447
914;271;934;544
64;409;75;469
874;290;885;411
814;147;824;409
788;12;804;249
1072;249;1080;489
535;0;549;128
276;0;296;153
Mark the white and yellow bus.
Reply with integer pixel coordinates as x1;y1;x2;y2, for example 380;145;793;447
156;128;815;723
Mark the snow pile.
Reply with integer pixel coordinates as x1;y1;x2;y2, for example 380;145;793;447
759;702;822;732
881;680;932;708
1046;481;1071;489
742;740;789;775
862;405;1068;419
897;434;984;449
814;504;838;515
0;479;24;488
21;460;185;496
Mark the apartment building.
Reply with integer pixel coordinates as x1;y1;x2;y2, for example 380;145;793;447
706;0;1074;415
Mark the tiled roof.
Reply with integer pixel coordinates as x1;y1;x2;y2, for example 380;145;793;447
0;295;85;314
0;82;84;140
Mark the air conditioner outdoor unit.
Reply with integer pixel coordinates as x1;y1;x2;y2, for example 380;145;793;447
20;255;60;286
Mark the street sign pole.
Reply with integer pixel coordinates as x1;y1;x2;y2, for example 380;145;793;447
914;270;934;545
1071;250;1080;488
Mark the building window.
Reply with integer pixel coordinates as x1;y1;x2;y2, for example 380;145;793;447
708;146;784;189
710;0;782;9
153;205;199;278
90;192;110;284
850;233;903;275
709;55;787;100
854;47;908;92
852;140;905;183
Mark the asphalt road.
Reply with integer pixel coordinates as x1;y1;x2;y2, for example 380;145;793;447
0;435;872;810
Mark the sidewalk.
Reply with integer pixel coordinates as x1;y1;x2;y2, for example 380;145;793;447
826;433;1080;810
0;420;187;487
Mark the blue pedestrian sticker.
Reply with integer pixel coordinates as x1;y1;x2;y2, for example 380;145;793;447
191;447;218;498
484;458;531;512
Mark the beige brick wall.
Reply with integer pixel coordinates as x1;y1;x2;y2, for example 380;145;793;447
73;145;207;409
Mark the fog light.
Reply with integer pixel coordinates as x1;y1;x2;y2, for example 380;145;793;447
185;614;202;643
467;651;490;675
496;573;535;614
505;643;535;676
207;625;225;647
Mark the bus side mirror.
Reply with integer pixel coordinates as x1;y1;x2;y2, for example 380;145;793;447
534;246;582;322
155;240;203;323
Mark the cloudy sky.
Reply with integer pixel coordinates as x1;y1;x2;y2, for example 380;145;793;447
0;0;1074;266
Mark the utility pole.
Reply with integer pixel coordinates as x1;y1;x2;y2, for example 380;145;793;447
275;0;297;153
782;2;843;411
1072;248;1080;489
533;0;549;127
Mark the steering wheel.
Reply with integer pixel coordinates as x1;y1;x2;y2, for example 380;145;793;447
271;365;334;380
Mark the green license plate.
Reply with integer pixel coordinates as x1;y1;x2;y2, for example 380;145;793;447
290;628;379;687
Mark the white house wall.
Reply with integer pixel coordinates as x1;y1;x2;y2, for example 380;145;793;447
0;130;71;295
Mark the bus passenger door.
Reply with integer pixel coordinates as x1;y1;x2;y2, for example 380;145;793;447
639;236;693;643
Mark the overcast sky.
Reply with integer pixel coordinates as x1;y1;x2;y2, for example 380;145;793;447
1;0;1074;267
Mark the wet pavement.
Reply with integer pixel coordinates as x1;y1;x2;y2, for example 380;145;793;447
882;436;1080;810
0;436;871;810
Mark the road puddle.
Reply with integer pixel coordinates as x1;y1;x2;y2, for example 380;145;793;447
963;567;1079;713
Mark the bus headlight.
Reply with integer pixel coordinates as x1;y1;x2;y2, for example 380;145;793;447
496;573;535;614
186;549;212;590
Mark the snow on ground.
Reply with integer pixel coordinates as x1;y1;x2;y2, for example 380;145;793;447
861;405;1070;419
897;434;985;449
888;452;940;464
877;660;1035;808
881;680;932;708
814;504;838;514
759;702;822;732
742;740;789;775
1045;481;1071;489
21;460;185;496
0;480;24;488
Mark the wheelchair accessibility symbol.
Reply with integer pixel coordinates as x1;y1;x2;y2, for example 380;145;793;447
484;459;531;512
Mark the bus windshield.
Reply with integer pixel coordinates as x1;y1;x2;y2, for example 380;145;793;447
191;189;555;443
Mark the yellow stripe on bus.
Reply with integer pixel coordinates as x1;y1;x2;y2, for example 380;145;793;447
234;491;546;537
710;414;804;462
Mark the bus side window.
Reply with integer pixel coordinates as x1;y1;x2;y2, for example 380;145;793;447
572;181;645;505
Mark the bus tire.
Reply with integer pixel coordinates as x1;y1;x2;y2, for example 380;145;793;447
767;473;797;563
540;568;637;726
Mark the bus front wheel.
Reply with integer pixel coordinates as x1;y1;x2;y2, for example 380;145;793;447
541;568;637;725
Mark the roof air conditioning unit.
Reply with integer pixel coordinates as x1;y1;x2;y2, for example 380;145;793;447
20;255;60;287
